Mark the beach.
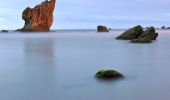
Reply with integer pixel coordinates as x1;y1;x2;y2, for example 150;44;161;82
0;30;170;100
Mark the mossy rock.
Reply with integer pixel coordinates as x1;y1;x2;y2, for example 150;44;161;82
95;70;124;79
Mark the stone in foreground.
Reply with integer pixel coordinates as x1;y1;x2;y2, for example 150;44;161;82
116;25;143;40
21;0;56;32
95;70;123;79
97;25;109;32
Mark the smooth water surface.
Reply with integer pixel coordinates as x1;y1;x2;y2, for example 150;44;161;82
0;31;170;100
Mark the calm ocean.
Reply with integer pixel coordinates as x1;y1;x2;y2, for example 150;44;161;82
0;30;169;100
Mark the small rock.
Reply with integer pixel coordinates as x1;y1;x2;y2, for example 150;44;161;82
15;29;21;32
1;30;8;32
95;70;124;79
108;28;112;30
97;25;109;32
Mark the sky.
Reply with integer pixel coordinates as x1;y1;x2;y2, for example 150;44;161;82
0;0;170;29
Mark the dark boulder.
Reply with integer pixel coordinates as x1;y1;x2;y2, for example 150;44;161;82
95;70;123;79
116;25;143;40
116;25;159;43
97;25;109;32
130;27;158;43
1;30;8;32
138;27;158;40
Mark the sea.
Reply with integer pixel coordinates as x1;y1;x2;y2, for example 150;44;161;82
0;29;170;100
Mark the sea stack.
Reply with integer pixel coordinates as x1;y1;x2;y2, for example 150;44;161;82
21;0;56;32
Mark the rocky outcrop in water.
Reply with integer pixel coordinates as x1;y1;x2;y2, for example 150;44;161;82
116;26;158;43
116;25;143;40
21;0;56;32
1;30;8;32
95;70;124;79
131;27;158;43
97;25;109;32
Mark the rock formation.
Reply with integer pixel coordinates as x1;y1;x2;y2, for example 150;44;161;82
95;70;124;79
21;0;56;32
116;26;158;43
131;27;158;43
97;25;109;32
116;25;143;40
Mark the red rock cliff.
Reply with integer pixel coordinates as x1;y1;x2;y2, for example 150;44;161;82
21;0;56;32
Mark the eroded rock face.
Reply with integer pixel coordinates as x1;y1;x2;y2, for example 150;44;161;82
97;25;109;32
116;25;143;40
21;0;56;32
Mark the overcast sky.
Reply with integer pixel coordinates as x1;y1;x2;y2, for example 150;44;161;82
0;0;170;29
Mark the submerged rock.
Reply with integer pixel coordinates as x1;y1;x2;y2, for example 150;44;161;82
21;0;56;32
116;25;143;40
95;70;123;79
97;25;109;32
